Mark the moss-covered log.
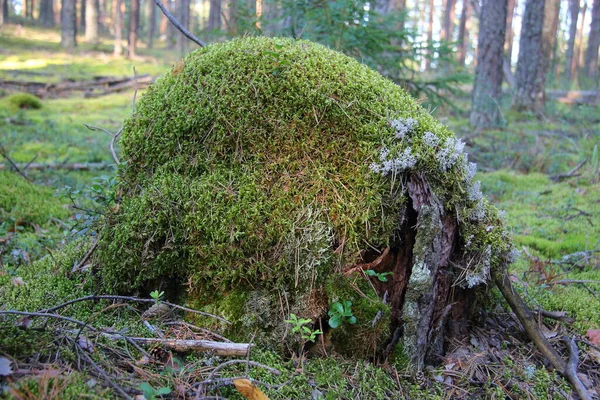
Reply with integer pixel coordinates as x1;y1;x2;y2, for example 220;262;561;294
96;37;515;368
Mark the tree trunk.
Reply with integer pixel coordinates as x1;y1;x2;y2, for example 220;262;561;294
457;0;470;66
85;0;99;42
544;0;561;83
128;0;140;58
80;0;86;34
113;0;123;55
1;0;9;25
565;0;580;82
442;0;456;41
512;0;550;112
40;0;55;26
61;0;78;51
426;0;434;70
146;0;156;49
175;0;190;56
504;0;516;66
584;0;600;85
470;0;508;128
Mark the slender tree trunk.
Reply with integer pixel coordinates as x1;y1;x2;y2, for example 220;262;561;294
544;0;561;84
175;0;190;56
61;0;78;50
146;0;156;48
23;0;28;17
505;0;516;66
442;0;456;41
85;0;99;42
512;0;550;112
565;0;580;82
470;0;508;128
584;0;600;84
80;0;86;34
113;0;123;55
457;0;470;66
575;2;588;82
40;0;55;26
128;0;140;58
0;0;8;25
426;0;434;70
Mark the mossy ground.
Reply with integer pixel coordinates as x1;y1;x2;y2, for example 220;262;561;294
0;26;599;399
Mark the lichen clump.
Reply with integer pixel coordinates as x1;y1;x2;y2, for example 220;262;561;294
98;37;513;354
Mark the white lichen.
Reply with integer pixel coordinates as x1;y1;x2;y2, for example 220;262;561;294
436;137;466;171
370;146;417;176
390;118;417;140
422;131;440;148
409;260;431;284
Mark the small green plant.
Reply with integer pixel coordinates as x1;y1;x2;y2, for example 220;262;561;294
328;301;357;328
5;92;42;110
139;382;171;399
365;269;393;282
285;313;322;342
150;290;164;303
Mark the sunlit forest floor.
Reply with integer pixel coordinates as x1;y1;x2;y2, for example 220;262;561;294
1;24;599;399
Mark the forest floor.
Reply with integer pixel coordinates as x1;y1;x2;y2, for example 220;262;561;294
1;24;599;399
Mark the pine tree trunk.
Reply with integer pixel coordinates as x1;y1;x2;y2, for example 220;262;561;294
544;0;561;84
442;0;456;41
80;0;86;34
457;0;470;66
565;0;580;82
470;0;508;128
40;0;55;26
426;0;434;70
1;0;9;25
146;0;156;49
504;0;516;66
61;0;78;50
512;0;549;112
85;0;99;42
113;0;123;55
584;0;600;85
175;0;189;56
128;0;140;58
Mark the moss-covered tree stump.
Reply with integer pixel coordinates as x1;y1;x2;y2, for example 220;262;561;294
97;37;515;369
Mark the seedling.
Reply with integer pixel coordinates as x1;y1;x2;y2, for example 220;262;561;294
285;313;322;342
150;290;164;303
328;301;357;328
365;269;393;282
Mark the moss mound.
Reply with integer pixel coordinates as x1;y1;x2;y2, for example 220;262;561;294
3;92;42;110
98;37;514;361
0;171;70;225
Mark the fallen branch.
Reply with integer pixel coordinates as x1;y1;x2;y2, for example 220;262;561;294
39;294;230;324
0;162;113;171
550;158;588;182
71;238;99;273
493;271;592;400
546;90;600;106
0;143;31;181
102;336;252;356
151;0;206;47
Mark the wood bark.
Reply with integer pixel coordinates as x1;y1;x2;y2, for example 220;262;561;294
102;336;253;356
442;0;456;42
584;0;600;84
146;0;156;49
40;0;55;26
544;0;561;80
470;0;508;128
0;0;9;25
426;0;434;70
512;0;549;112
128;0;140;58
504;0;516;66
175;0;190;56
85;0;99;43
457;0;470;66
113;0;123;55
61;0;78;51
575;2;588;83
565;0;580;81
80;0;86;33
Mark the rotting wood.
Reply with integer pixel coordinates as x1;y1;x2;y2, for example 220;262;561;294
546;90;600;105
0;75;154;99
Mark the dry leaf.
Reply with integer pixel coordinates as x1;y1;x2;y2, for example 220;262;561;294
233;378;270;400
16;316;32;329
586;329;600;346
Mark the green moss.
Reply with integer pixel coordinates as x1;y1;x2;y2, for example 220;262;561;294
97;37;513;354
2;92;42;111
1;371;112;399
0;171;71;225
